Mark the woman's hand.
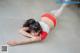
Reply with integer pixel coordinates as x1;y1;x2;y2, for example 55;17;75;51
7;40;17;46
19;27;32;37
19;27;40;38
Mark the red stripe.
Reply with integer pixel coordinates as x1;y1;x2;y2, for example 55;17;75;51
41;13;57;27
41;31;48;40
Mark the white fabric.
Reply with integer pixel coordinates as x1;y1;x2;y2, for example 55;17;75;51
39;21;50;33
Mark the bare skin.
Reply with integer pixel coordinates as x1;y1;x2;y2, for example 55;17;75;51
7;27;41;46
7;17;52;46
7;2;67;46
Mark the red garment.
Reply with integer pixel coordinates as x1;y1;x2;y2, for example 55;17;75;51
40;31;48;40
41;13;57;27
40;13;57;40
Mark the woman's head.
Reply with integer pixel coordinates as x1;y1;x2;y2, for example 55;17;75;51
23;19;36;27
23;19;42;34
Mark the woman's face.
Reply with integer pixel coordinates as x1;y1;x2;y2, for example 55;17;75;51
26;27;40;36
31;31;40;36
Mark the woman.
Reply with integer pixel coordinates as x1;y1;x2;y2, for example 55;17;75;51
7;13;56;46
7;2;68;46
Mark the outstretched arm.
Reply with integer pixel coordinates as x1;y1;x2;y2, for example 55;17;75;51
7;27;41;46
7;36;41;46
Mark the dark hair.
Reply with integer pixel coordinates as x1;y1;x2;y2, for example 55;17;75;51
23;19;36;27
23;19;42;34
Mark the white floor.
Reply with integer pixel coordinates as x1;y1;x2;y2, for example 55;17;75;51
0;0;80;53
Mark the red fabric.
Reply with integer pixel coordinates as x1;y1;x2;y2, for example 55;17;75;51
40;31;48;40
41;13;57;27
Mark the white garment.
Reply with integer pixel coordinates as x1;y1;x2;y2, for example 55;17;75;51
39;21;50;33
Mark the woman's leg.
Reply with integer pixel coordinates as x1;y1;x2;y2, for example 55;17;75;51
51;4;67;17
7;36;41;46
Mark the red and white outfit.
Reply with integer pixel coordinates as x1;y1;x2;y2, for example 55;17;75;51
39;13;57;41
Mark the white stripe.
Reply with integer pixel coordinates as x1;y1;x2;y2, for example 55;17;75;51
39;21;50;33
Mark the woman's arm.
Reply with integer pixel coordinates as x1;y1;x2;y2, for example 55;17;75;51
7;36;41;46
19;27;34;38
7;27;41;46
